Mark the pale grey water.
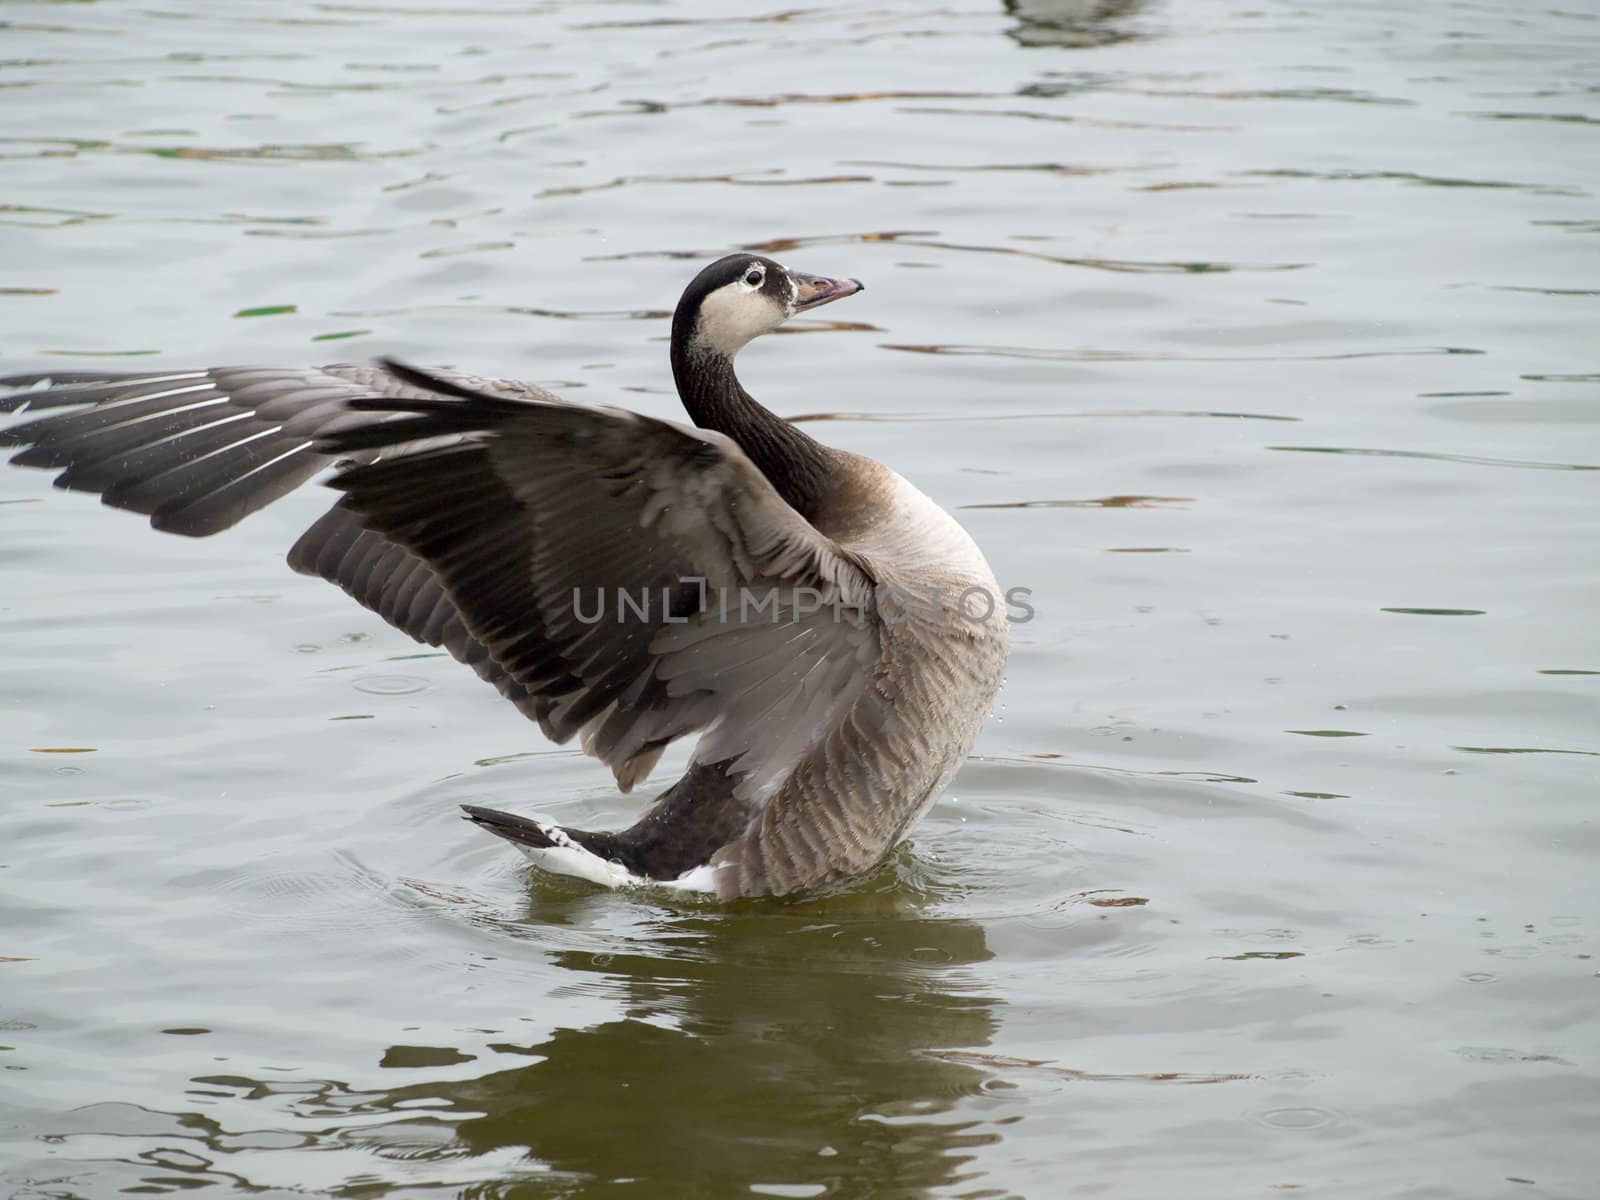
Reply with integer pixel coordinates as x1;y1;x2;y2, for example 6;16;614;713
1;0;1597;1196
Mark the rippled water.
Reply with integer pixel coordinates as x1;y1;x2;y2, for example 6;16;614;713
2;0;1597;1195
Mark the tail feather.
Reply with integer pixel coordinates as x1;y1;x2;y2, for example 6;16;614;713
460;803;558;850
463;803;641;890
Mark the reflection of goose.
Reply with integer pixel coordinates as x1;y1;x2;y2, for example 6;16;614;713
1;255;1009;899
394;903;999;1193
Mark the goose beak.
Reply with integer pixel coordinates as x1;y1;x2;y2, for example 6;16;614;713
790;273;864;312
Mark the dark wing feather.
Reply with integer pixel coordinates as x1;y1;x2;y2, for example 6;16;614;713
315;361;882;798
0;363;559;535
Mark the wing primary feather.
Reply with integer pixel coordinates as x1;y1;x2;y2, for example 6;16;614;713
0;372;210;413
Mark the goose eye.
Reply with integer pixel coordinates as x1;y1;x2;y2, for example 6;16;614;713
743;267;763;287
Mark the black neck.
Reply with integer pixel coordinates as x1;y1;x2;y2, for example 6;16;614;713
671;340;836;521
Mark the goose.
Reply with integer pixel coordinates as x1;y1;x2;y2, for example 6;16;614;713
0;254;1009;899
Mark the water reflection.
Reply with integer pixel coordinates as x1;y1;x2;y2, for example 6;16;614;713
436;897;1001;1194
23;894;1002;1195
1003;0;1145;49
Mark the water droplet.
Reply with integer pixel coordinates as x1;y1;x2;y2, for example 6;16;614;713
1258;1107;1338;1131
353;674;429;696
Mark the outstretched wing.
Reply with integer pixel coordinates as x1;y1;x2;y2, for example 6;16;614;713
1;361;884;802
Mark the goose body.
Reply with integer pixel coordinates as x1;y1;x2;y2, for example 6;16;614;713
0;255;1008;899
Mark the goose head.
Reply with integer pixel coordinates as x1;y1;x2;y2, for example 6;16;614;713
671;253;863;363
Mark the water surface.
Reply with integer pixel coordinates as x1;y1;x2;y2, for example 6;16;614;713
2;0;1597;1196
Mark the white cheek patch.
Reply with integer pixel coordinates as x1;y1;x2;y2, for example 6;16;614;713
694;283;784;358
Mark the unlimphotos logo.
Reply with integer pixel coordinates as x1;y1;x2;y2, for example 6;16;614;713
570;578;1034;627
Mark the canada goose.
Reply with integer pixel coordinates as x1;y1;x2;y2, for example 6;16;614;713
0;255;1009;899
